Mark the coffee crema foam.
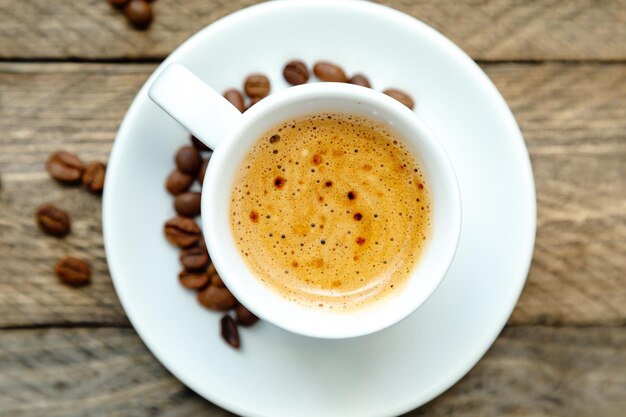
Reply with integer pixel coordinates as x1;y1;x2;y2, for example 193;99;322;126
230;113;431;310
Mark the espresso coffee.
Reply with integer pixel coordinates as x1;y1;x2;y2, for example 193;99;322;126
230;113;431;310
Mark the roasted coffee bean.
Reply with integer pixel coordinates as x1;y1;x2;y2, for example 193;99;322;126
198;285;237;311
236;304;259;326
164;217;201;248
348;74;371;88
245;96;262;112
244;74;270;98
82;162;106;194
107;0;129;7
46;151;84;183
221;315;240;349
180;244;209;271
175;146;202;174
313;61;348;82
178;270;210;289
174;192;201;217
209;270;226;287
124;0;153;30
166;169;194;195
36;204;70;237
190;135;210;152
383;89;415;110
55;257;91;287
197;158;209;186
283;60;309;85
223;89;245;112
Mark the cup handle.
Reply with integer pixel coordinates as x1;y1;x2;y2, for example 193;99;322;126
148;63;243;150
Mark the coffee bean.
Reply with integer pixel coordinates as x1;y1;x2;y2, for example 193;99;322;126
283;60;309;85
210;271;226;287
46;151;84;183
190;135;210;152
124;0;153;30
348;74;371;88
244;96;262;112
164;217;201;248
197;158;209;187
82;162;106;194
383;89;415;110
174;191;201;217
178;270;210;289
221;315;240;349
236;304;259;326
198;285;236;311
207;263;225;287
223;89;245;112
36;204;70;237
244;74;270;98
55;257;91;287
107;0;129;7
175;146;202;174
180;244;209;271
313;61;348;82
166;169;194;195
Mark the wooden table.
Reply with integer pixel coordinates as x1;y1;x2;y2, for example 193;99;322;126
0;1;625;415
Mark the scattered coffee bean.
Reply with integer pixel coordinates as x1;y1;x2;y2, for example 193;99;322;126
190;134;210;152
210;271;226;287
175;146;202;174
178;270;210;289
223;89;245;113
46;151;84;183
244;74;270;98
164;216;201;248
313;61;348;83
107;0;129;7
166;169;194;195
207;263;225;287
174;191;201;217
55;257;91;287
383;89;415;110
197;158;209;186
35;204;70;237
82;162;106;194
198;285;237;311
348;74;371;88
124;0;153;30
221;315;240;349
283;60;309;85
236;304;259;327
245;96;262;112
180;244;210;271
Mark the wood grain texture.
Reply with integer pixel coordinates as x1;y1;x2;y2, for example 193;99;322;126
0;0;625;61
0;62;625;328
489;62;626;325
0;326;623;416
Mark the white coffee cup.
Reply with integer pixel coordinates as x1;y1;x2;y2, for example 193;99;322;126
149;63;461;339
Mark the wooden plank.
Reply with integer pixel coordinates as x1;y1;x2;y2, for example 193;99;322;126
0;62;624;327
488;63;626;325
0;0;625;61
0;326;623;416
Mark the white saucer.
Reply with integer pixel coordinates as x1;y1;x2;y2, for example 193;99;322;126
103;1;536;416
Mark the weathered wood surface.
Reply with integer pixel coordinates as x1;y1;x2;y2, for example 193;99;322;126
0;326;623;416
0;0;625;61
0;62;625;328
